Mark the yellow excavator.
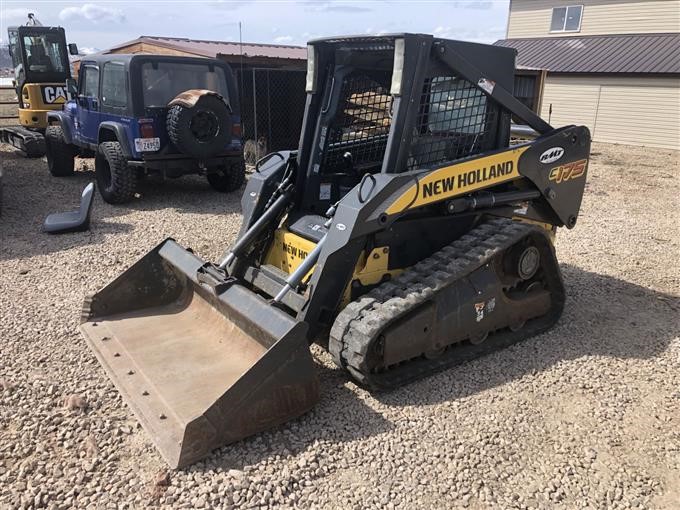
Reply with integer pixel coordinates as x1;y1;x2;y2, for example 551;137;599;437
80;34;590;468
0;14;78;157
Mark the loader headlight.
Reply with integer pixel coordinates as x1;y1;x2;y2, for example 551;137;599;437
390;38;405;96
305;44;318;93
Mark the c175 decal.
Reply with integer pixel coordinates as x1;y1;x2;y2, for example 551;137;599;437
549;159;587;184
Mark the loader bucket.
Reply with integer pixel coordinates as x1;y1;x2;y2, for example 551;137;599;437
80;239;319;468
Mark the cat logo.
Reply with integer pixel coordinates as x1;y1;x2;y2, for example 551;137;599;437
41;85;70;105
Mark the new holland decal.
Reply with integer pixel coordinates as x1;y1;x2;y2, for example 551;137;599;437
548;159;587;184
386;146;529;214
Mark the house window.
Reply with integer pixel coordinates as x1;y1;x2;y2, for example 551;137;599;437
550;5;583;32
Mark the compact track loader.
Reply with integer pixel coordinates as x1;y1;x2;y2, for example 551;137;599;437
81;34;590;468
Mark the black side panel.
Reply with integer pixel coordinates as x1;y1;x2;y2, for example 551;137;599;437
237;152;293;237
518;125;591;228
434;39;552;135
442;39;516;92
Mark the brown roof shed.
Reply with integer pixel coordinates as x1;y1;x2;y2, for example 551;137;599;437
103;35;307;68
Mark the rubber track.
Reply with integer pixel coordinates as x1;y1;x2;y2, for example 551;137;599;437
1;127;46;158
329;217;563;390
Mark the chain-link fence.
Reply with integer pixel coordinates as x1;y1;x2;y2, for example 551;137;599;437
236;68;306;164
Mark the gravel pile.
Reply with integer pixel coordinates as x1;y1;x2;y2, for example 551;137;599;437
1;142;678;509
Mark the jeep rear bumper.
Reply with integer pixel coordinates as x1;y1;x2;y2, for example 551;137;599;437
128;152;243;177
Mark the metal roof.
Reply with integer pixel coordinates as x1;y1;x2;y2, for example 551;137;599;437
495;33;680;74
105;36;307;61
77;53;226;67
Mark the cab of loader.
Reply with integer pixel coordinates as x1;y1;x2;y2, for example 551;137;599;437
292;35;517;210
236;34;563;328
80;34;589;468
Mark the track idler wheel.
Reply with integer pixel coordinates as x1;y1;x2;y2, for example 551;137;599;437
424;345;446;359
517;245;540;280
469;331;489;345
508;281;543;332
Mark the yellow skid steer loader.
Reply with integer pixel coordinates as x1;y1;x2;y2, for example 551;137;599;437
80;34;590;468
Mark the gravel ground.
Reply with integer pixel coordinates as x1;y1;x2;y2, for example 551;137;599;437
0;142;678;510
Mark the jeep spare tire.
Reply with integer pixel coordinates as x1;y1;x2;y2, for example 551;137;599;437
167;92;232;159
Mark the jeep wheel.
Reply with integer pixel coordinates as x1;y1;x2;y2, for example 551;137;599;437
45;125;75;176
167;94;232;159
207;159;245;193
95;142;136;204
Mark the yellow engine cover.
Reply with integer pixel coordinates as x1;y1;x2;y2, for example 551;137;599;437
18;83;69;129
264;229;317;276
264;227;402;307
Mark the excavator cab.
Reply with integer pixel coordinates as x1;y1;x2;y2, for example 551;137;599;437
81;34;590;467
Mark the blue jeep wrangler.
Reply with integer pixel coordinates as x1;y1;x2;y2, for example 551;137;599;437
45;54;245;204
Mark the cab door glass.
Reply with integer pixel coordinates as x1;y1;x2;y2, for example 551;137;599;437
8;29;21;68
101;62;127;109
22;33;67;74
82;66;100;98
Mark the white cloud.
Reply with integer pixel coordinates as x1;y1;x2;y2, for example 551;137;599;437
453;1;493;9
59;4;125;24
301;1;372;13
432;25;504;44
273;35;293;44
433;26;453;37
78;47;100;55
2;8;42;24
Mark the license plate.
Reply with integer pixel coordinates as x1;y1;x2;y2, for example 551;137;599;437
134;137;160;152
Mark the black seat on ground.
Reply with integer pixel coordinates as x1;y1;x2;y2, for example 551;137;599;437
43;182;95;234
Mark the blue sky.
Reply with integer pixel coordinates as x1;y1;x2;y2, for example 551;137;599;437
0;1;511;52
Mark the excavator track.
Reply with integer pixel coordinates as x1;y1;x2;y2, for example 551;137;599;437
0;126;46;158
329;217;566;390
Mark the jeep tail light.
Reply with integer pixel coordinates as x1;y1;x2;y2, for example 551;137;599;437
231;123;242;138
139;122;155;138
